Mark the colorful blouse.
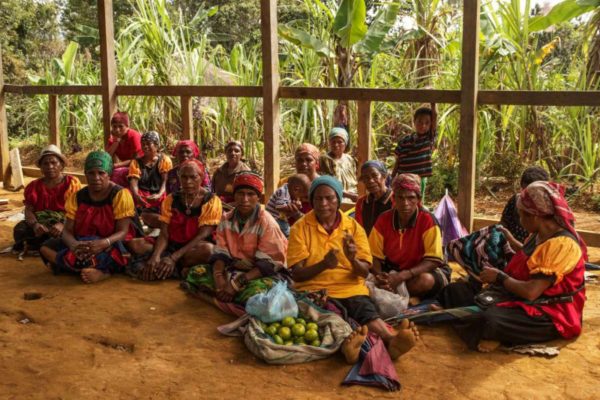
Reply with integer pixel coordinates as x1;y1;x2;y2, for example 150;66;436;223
369;208;443;271
128;154;173;193
106;128;143;162
24;175;81;213
65;185;136;239
394;131;435;177
265;183;312;225
287;211;372;299
500;231;585;339
211;206;287;272
159;192;222;245
319;153;357;194
354;189;393;236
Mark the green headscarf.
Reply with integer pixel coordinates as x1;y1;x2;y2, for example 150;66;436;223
85;151;113;175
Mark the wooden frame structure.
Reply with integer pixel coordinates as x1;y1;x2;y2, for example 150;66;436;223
1;0;599;245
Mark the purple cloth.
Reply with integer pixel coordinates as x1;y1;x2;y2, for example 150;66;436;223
110;167;130;188
434;193;468;246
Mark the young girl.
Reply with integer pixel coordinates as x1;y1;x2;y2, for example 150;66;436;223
319;127;358;202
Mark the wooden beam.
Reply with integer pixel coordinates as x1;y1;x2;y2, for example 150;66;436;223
3;85;102;95
473;217;600;248
260;0;280;201
356;100;372;196
49;95;60;148
479;90;600;106
0;45;9;187
456;0;481;232
98;0;117;146
280;87;461;103
181;96;194;141
116;85;262;97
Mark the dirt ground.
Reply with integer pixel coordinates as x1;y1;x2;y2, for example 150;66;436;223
1;182;600;400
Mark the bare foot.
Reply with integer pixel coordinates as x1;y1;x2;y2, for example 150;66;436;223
477;340;500;353
341;325;368;364
429;304;443;311
81;268;110;284
388;319;419;360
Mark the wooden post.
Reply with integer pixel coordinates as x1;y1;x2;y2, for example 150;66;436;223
457;0;481;231
98;0;117;146
49;95;60;148
356;100;372;196
0;45;9;187
181;96;194;141
260;0;281;200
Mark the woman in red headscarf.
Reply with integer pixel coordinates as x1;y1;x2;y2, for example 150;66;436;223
167;140;211;194
438;181;587;352
106;111;143;187
368;173;449;299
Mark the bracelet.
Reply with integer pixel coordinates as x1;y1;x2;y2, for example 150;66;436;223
106;238;111;247
230;279;241;292
214;270;224;277
495;271;509;286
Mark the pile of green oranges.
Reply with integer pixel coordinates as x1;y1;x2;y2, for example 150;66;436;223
260;316;322;347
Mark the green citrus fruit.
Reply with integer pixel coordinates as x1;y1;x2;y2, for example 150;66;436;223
269;322;280;330
273;335;283;345
259;321;268;331
294;336;306;345
295;318;306;326
310;339;321;347
306;322;318;331
284;340;294;346
291;323;306;337
265;325;278;337
304;328;319;342
278;326;292;340
281;316;295;327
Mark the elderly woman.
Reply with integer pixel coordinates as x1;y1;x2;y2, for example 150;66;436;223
287;176;419;363
319;127;358;202
13;145;81;254
40;151;136;284
438;181;587;352
185;171;288;304
212;140;251;204
369;173;449;300
277;143;321;188
166;140;211;194
355;160;393;236
106;111;142;187
130;160;222;280
128;131;173;229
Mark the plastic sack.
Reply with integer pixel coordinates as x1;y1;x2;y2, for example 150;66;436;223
245;281;298;323
365;273;410;319
243;299;352;364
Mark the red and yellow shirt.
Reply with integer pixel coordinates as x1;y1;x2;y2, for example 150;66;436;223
159;192;222;244
24;175;81;212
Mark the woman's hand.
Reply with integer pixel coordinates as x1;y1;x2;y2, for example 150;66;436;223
215;277;236;302
342;232;357;262
49;222;64;237
322;249;339;269
480;266;500;284
156;256;176;280
142;256;160;280
33;222;49;237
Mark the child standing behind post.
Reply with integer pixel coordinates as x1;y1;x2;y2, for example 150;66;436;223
392;103;437;202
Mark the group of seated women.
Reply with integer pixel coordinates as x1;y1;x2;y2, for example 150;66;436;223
16;111;587;355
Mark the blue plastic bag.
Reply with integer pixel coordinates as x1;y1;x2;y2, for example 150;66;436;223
245;281;298;323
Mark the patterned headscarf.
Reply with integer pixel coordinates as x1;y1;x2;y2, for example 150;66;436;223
309;175;343;207
178;159;206;178
172;140;200;159
295;143;320;165
329;127;349;146
517;181;587;259
361;160;388;177
85;151;113;175
111;111;129;126
233;171;264;195
142;131;161;145
391;173;421;198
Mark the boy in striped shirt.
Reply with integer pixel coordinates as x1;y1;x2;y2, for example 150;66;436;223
392;103;437;201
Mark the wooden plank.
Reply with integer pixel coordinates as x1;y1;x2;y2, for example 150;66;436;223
479;90;600;106
260;0;280;201
280;87;461;103
180;96;194;141
0;45;9;187
3;85;102;95
356;100;372;196
456;0;481;232
116;85;262;97
49;95;60;148
473;217;600;248
98;0;117;146
9;148;24;190
22;166;87;184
